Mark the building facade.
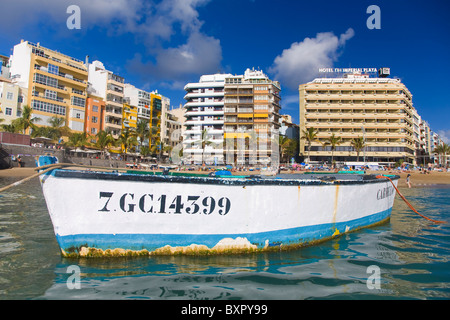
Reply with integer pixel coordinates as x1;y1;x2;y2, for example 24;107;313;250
88;60;124;139
9;40;88;134
182;70;282;166
223;68;281;166
0;78;27;125
84;95;105;141
183;73;231;164
299;71;416;165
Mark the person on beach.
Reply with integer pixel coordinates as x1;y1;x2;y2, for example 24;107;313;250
406;174;411;188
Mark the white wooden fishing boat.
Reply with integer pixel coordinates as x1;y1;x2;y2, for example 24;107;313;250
36;156;399;257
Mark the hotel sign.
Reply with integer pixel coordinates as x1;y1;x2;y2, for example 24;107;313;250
319;67;378;73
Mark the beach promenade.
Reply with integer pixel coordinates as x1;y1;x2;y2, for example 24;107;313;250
1;167;449;188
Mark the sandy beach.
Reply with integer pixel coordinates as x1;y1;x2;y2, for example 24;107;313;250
1;166;449;188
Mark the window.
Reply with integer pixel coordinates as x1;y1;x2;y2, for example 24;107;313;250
45;89;57;101
32;99;66;115
5;108;12;116
92;106;98;112
48;64;59;75
92;116;98;123
6;92;13;100
33;73;59;89
91;128;97;134
71;96;86;107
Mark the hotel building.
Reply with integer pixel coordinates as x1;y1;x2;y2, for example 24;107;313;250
88;60;125;139
299;70;416;165
223;68;281;166
183;73;231;164
9;40;88;134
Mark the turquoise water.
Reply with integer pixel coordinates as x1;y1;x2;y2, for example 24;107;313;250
0;176;449;300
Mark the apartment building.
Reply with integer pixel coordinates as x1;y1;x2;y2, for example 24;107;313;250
9;40;88;134
299;71;416;165
122;103;138;131
84;94;105;141
0;78;27;125
164;109;183;148
1;54;10;79
223;68;281;166
88;60;124;139
183;73;231;164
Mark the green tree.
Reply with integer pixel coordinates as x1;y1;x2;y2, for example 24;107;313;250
135;119;150;150
65;132;89;150
279;136;297;163
434;143;450;166
300;127;319;163
118;128;138;159
1;122;20;133
95;130;116;156
15;105;41;134
350;137;366;162
323;133;342;165
195;128;217;165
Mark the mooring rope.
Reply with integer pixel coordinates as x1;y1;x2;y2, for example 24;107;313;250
0;163;127;194
0;165;63;193
376;175;446;224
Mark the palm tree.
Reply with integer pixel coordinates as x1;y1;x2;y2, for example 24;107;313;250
195;128;216;165
323;133;342;166
95;130;116;156
350;137;366;162
434;143;450;167
1;123;20;133
65;132;89;150
140;145;152;158
300;127;319;163
135;119;149;151
118;128;138;159
15;105;41;134
279;136;297;164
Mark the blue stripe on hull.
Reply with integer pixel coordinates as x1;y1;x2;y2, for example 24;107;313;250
56;208;392;254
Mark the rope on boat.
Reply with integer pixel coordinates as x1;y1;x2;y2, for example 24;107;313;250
376;175;446;224
0;163;151;194
1;163;122;194
0;165;64;193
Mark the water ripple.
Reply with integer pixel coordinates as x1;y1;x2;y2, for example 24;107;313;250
0;178;449;300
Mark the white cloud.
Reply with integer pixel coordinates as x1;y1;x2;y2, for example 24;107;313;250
1;0;221;85
269;28;355;90
127;31;222;85
0;0;144;32
437;130;450;144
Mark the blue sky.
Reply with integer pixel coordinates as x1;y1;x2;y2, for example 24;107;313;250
1;0;449;141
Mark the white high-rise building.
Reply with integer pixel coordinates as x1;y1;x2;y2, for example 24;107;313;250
183;73;232;164
88;60;124;138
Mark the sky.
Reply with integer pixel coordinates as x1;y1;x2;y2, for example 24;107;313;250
1;0;449;142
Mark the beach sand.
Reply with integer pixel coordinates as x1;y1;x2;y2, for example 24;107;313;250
1;167;449;188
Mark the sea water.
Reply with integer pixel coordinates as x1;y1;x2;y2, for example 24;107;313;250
0;176;449;300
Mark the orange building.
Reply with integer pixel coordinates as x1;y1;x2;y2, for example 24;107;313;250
85;95;105;142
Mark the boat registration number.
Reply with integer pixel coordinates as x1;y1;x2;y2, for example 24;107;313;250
98;192;231;216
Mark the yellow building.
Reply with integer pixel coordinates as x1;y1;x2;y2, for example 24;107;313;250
299;71;416;165
150;92;162;149
9;40;88;134
122;103;138;130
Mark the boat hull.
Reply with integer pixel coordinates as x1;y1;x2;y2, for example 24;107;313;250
37;162;398;257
